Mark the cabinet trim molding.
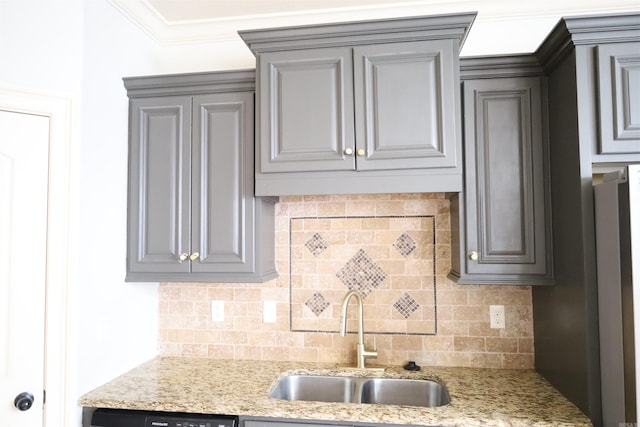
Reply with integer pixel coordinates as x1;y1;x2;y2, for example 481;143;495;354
536;13;640;73
460;54;544;80
239;12;476;54
124;69;256;98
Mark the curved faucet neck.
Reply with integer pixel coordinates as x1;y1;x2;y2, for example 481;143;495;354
340;290;365;345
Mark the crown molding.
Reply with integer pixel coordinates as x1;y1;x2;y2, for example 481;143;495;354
238;12;477;54
123;69;256;98
460;54;544;79
536;11;640;71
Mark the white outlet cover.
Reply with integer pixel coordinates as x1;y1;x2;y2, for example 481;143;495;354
490;305;505;329
211;300;224;322
263;301;277;323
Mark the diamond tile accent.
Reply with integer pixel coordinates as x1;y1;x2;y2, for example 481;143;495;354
305;233;328;257
336;249;387;298
393;232;417;257
394;293;420;319
305;292;330;316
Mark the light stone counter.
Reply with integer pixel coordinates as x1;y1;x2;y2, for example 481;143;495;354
78;357;592;427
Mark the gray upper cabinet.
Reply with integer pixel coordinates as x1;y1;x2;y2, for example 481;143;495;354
239;13;476;196
124;71;278;283
450;56;553;285
596;42;640;155
535;13;640;164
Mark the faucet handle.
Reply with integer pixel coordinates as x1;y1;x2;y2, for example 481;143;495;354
364;338;378;360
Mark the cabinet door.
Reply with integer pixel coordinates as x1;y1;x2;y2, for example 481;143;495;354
597;42;640;154
127;96;192;277
191;93;256;274
353;40;459;171
462;77;550;280
257;47;355;173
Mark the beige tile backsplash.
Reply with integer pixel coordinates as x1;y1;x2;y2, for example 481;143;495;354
159;193;534;369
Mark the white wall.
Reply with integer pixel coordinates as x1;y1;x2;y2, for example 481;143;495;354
76;0;160;396
0;1;84;92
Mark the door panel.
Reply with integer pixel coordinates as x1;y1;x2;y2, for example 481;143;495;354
597;42;640;154
192;93;255;273
482;96;528;258
463;77;547;276
354;40;459;171
258;48;355;173
127;97;192;276
0;110;48;425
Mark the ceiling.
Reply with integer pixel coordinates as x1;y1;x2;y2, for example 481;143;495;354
145;0;423;21
110;0;640;51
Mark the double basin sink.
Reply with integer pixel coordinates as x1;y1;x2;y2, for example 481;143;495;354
270;374;450;408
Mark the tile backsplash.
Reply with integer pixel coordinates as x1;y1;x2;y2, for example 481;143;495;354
290;215;437;335
159;193;534;369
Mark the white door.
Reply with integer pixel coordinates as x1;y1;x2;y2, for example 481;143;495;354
0;109;49;425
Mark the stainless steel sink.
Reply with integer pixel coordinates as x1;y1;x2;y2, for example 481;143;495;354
269;375;449;407
360;378;450;406
269;375;356;403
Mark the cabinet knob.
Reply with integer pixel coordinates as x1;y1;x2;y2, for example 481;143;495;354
189;252;200;261
357;148;365;156
344;148;354;156
468;251;479;261
179;253;189;261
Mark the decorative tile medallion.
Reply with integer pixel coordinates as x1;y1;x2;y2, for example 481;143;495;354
290;216;437;335
305;292;331;316
393;232;417;257
305;233;329;257
336;249;386;297
393;293;420;319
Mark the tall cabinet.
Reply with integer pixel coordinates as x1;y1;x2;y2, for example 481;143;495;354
532;12;640;427
124;70;277;283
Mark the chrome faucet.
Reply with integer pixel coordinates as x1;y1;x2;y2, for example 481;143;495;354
339;290;378;369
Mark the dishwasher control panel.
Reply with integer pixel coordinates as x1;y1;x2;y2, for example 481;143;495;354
91;408;238;427
146;416;237;427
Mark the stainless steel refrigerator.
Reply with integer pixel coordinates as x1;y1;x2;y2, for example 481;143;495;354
595;164;640;427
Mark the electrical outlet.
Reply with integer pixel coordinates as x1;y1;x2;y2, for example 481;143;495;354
490;305;505;329
263;301;277;323
211;300;224;322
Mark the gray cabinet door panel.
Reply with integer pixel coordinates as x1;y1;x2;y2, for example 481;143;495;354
258;48;355;173
192;93;255;273
463;77;548;277
597;42;640;154
354;40;458;171
128;96;192;274
476;95;532;262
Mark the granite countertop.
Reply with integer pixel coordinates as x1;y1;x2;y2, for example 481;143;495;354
78;357;592;427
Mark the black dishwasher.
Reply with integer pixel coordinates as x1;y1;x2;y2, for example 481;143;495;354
91;408;238;427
